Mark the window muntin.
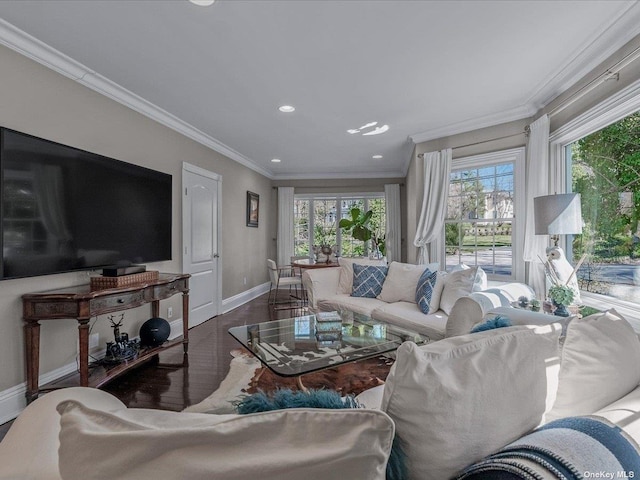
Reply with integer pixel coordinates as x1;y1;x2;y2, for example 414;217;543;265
294;195;385;258
445;161;515;277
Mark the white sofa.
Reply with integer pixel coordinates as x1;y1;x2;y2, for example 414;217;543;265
1;309;639;479
302;258;540;341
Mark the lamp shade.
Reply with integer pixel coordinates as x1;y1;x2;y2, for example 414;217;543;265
534;193;583;235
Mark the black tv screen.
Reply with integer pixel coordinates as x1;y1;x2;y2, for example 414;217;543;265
0;128;172;279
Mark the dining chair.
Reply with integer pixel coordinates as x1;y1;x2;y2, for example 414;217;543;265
267;259;303;307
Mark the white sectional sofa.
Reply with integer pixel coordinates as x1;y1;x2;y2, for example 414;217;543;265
302;258;541;341
1;309;638;479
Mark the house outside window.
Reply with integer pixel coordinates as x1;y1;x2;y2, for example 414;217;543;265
443;148;525;280
294;194;385;258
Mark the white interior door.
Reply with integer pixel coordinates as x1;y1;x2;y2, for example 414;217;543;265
182;163;221;327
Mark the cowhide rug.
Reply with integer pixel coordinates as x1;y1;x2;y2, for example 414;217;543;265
184;349;394;414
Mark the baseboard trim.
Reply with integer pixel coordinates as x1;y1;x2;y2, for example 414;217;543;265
222;282;270;314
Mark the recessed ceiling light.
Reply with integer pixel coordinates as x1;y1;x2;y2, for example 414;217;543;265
359;121;378;130
347;129;360;134
362;125;390;136
278;105;295;113
271;158;281;163
372;155;383;159
189;0;215;6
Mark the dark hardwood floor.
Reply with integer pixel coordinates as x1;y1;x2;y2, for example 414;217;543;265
0;292;303;441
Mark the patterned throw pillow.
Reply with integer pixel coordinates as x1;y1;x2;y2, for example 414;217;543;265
351;264;388;298
415;268;438;314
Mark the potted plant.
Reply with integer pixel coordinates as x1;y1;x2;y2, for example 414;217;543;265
548;285;575;317
339;207;385;258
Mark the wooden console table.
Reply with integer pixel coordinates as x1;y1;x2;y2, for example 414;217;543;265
22;272;190;403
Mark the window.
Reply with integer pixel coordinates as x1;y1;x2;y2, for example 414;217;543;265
443;148;524;279
550;78;640;328
294;194;385;258
565;111;640;305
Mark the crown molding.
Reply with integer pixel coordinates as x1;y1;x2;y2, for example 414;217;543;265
409;104;535;145
525;1;640;110
272;170;406;181
0;19;275;180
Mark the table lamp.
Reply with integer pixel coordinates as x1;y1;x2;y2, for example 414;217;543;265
534;193;583;247
534;193;584;307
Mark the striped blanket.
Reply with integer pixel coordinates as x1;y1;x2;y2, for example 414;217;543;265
456;416;640;480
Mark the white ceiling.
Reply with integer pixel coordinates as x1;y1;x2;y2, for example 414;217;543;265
1;0;640;180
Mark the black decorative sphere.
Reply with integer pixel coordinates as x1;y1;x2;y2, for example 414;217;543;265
139;317;171;347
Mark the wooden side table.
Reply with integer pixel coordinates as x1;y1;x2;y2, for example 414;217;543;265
22;272;190;403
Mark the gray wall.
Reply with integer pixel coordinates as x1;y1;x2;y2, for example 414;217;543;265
0;45;274;391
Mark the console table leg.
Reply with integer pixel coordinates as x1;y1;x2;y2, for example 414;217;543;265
78;320;90;387
182;292;190;355
24;321;40;403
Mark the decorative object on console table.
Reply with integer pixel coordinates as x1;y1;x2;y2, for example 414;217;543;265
246;191;259;227
90;270;159;291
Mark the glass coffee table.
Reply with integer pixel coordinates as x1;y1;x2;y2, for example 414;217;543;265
228;310;430;391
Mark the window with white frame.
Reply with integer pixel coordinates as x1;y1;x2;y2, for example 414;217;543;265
294;194;385;258
444;148;524;279
560;111;640;305
550;78;640;328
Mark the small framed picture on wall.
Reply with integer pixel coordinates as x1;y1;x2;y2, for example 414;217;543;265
246;191;259;227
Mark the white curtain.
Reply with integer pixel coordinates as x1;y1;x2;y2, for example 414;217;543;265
413;148;452;265
523;115;550;298
277;187;295;266
384;183;401;263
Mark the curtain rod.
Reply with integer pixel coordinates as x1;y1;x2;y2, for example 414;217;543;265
547;43;640;118
416;131;526;159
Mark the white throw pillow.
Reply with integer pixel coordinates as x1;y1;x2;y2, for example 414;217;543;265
438;267;477;315
377;261;438;303
381;324;562;480
57;400;394;480
546;309;640;422
451;263;487;291
337;257;387;295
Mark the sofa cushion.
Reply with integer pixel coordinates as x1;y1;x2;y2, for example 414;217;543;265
439;267;477;315
371;301;447;341
337;257;387;295
377;261;438;304
381;324;562;480
594;385;640;443
351;264;388;298
415;268;438;314
318;294;387;316
451;263;487;291
57;400;395;480
547;309;640;422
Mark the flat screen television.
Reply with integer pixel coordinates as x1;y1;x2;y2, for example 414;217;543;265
0;127;172;279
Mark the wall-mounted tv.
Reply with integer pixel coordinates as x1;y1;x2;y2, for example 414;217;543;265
0;127;172;279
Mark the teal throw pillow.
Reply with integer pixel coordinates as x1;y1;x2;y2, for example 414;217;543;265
351;264;388;298
236;389;408;480
415;268;438;314
470;314;512;333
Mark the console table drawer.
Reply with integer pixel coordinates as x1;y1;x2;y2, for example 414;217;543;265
90;291;145;314
152;278;188;300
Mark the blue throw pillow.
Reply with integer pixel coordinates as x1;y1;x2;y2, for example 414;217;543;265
470;314;512;333
351;264;388;298
236;389;407;480
415;268;438;314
